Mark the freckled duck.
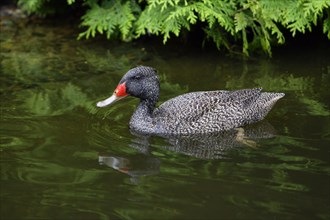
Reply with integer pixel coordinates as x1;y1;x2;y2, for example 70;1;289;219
96;66;285;135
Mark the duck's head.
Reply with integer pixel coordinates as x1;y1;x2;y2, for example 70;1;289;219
96;66;160;108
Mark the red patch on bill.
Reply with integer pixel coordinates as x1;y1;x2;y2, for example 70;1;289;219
115;82;128;97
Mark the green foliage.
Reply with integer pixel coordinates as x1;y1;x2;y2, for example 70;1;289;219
17;0;330;56
17;0;48;14
17;0;70;15
78;0;140;41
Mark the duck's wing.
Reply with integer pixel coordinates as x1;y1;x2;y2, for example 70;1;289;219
153;89;262;134
154;88;262;118
153;90;230;120
227;88;262;108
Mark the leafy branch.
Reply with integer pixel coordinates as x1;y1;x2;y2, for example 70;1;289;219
17;0;330;56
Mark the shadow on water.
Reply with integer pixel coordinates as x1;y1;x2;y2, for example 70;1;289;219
99;121;277;183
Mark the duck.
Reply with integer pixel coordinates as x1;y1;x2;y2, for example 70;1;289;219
96;66;285;135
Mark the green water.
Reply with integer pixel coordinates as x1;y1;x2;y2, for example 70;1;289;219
1;18;330;220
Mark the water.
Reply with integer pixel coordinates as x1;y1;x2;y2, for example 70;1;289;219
1;16;330;220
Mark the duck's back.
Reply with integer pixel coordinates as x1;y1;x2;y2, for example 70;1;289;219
152;88;284;135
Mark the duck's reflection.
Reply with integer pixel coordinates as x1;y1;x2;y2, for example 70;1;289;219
99;154;160;184
160;121;277;159
99;121;277;182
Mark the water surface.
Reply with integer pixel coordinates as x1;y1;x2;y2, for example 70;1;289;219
1;17;330;220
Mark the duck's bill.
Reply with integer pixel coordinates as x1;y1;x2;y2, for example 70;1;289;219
96;94;126;107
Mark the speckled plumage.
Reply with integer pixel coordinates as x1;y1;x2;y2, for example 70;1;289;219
98;66;285;135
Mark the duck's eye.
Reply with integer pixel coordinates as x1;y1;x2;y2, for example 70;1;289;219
133;75;141;80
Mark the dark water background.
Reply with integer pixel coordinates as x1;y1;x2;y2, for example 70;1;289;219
1;16;330;220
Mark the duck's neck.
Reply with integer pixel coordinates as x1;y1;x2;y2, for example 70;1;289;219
129;99;157;133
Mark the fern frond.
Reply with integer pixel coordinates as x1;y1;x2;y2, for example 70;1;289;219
78;0;137;41
17;0;49;15
195;1;235;35
67;0;75;5
136;1;195;43
135;4;170;37
323;9;330;39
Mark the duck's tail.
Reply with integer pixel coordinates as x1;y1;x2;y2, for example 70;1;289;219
247;92;285;123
